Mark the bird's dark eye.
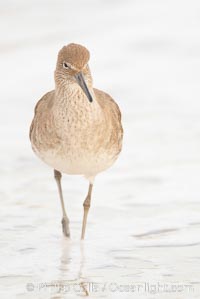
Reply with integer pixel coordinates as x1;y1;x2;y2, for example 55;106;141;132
63;62;69;69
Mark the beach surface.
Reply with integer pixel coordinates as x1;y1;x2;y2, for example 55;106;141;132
0;0;200;298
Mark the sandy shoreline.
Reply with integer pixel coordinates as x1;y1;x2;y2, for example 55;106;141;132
1;0;200;298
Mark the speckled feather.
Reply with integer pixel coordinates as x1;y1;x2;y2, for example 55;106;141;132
30;44;123;182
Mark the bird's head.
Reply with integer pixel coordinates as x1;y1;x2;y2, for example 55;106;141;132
55;43;93;102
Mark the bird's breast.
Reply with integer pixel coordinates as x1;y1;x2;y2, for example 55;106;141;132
31;90;122;176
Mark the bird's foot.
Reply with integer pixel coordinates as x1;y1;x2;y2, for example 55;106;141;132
61;216;70;238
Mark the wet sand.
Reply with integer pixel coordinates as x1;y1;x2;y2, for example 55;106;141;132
0;0;200;298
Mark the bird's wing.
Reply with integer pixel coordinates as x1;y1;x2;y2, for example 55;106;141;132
94;88;123;154
94;88;122;123
29;90;54;140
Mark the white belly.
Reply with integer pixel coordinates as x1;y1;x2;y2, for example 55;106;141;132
33;145;117;179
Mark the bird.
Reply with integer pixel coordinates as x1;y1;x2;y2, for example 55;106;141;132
29;43;123;239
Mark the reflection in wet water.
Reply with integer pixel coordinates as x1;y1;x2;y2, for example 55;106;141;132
49;241;90;298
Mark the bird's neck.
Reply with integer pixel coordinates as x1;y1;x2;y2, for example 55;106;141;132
53;84;102;119
55;82;92;101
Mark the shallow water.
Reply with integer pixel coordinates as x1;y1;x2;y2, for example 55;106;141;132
1;0;200;298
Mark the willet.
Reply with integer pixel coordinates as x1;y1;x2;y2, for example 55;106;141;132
30;43;123;239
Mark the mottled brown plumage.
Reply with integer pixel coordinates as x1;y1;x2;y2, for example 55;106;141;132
30;43;123;239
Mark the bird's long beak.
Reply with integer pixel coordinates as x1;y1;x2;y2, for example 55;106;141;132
74;72;93;103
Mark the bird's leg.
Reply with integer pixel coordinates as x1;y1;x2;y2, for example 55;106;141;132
81;183;93;240
54;169;70;238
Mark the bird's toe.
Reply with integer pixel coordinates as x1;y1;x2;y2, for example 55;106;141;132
61;217;70;238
